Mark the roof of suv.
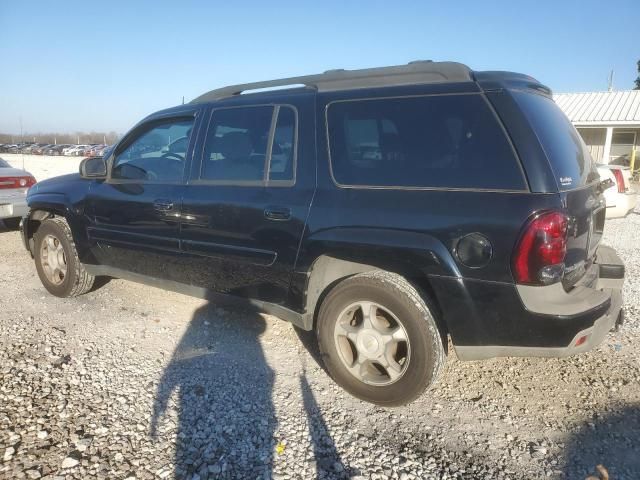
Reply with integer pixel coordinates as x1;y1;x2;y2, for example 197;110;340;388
191;61;475;103
191;61;550;104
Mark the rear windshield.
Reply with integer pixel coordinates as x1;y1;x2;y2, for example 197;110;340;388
327;93;526;190
511;91;599;191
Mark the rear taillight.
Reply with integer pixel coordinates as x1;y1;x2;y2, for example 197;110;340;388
512;211;569;285
0;176;37;189
612;169;626;193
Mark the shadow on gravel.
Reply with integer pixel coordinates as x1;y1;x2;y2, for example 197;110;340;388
150;303;347;479
562;404;640;479
293;326;328;374
150;303;276;479
300;372;350;478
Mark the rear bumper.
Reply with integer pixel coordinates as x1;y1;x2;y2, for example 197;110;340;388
454;286;622;361
431;245;624;361
605;192;637;218
0;198;28;220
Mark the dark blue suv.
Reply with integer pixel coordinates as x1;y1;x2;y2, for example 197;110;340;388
20;61;625;405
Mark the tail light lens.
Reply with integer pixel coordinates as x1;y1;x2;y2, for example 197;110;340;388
0;176;37;189
612;169;626;193
512;211;569;285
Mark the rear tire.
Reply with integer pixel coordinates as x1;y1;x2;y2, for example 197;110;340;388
316;271;445;406
34;217;94;297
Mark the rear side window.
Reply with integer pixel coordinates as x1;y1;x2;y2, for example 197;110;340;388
269;107;296;182
511;92;599;191
202;106;273;182
327;94;526;190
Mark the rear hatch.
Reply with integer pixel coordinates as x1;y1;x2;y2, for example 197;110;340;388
510;91;603;287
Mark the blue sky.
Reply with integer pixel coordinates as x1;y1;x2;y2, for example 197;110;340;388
0;0;638;134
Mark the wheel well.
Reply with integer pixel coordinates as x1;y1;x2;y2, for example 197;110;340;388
303;255;448;343
25;210;57;253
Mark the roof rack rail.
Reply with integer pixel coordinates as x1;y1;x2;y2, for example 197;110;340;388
191;61;472;103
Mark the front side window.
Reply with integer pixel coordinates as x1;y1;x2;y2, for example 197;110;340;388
112;118;194;182
201;105;297;184
327;94;526;190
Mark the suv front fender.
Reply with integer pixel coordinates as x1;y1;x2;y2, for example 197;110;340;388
23;193;90;260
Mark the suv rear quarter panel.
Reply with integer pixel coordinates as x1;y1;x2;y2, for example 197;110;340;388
294;84;565;346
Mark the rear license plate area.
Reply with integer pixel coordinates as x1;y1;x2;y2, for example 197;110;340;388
0;204;12;217
587;206;605;259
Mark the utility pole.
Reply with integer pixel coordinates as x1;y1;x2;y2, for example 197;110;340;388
608;70;615;92
20;117;24;169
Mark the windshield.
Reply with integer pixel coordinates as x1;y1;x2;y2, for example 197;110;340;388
512;91;599;191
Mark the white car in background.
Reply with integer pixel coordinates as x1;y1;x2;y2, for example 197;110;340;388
66;145;90;156
0;158;37;229
597;164;637;219
62;145;79;155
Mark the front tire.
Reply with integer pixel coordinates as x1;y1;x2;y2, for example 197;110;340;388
34;217;94;297
316;271;445;406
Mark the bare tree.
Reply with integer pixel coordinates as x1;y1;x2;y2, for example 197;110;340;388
0;131;121;145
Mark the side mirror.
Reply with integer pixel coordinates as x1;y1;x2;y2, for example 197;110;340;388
79;156;107;179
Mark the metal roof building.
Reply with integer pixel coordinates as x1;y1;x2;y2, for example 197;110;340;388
554;90;640;126
554;90;640;170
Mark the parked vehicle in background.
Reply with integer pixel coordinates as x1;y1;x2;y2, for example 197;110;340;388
21;143;46;154
94;145;112;157
20;62;625;406
62;145;78;156
50;144;73;155
597;164;637;218
66;145;90;156
85;144;107;157
2;145;21;153
76;146;88;155
43;145;69;156
0;157;36;229
84;145;98;156
32;144;54;155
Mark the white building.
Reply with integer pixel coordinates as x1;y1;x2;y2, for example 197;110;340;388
554;90;640;171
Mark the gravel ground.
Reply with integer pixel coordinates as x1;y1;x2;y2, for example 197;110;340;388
0;198;639;479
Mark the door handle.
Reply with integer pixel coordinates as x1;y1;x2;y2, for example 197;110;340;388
264;206;291;221
153;199;174;212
